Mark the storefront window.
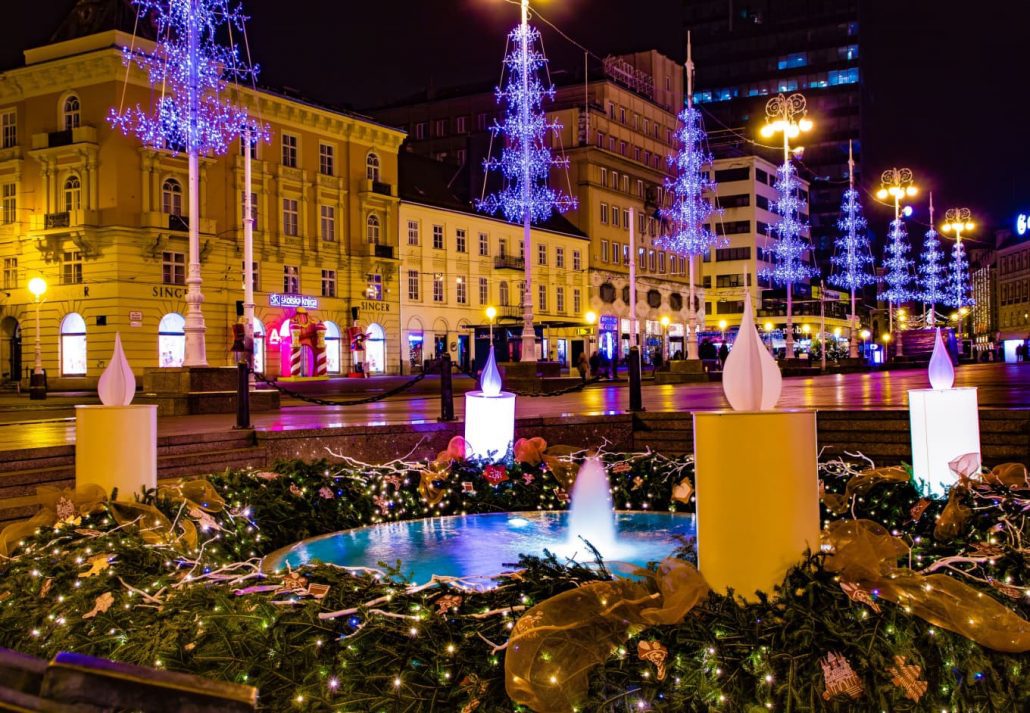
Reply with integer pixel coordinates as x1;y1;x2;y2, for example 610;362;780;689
324;320;341;374
60;312;87;376
366;323;385;374
158;312;185;367
408;333;424;370
252;317;265;374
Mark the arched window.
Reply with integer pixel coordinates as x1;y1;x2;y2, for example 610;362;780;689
499;281;509;306
158;312;185;367
161;178;183;216
365;152;381;181
251;317;266;374
366;323;386;374
366;214;380;244
60;312;87;376
63;95;81;131
323;320;341;374
63;175;81;212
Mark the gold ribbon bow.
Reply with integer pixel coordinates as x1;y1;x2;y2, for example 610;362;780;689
821;465;910;514
0;484;107;557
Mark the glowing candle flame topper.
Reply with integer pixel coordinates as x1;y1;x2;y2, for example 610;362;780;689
464;346;516;461
908;328;980;497
721;288;782;411
97;333;136;406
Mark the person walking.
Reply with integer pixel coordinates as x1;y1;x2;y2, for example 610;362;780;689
577;352;590;382
719;341;729;366
588;350;600;378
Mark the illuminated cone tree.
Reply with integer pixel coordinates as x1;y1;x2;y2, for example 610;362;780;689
918;197;948;325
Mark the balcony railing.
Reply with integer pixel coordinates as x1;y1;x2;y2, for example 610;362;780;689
494;255;525;270
168;214;189;232
373;244;394;259
44;212;70;229
371;181;392;196
47;130;73;148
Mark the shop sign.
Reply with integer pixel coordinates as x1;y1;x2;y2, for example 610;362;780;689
269;293;319;309
1018;213;1028;236
359;300;391;313
599;315;619;331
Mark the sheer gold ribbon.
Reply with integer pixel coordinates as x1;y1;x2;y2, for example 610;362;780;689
821;465;910;514
0;480;224;557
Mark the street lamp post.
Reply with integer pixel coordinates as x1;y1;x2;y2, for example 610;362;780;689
941;207;975;310
760;92;814;360
485;305;497;345
718;319;727;345
660;315;670;362
876;167;918;357
28;276;47;400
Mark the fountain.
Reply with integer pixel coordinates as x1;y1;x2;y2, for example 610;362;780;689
264;457;693;587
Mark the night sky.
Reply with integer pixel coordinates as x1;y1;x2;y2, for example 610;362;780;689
2;0;1027;237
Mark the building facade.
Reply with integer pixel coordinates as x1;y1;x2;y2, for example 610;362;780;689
994;232;1030;362
684;0;862;261
398;154;590;374
0;24;406;387
369;51;707;365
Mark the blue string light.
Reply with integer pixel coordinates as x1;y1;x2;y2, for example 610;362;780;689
878;218;913;304
917;225;948;308
828;187;875;292
761;160;816;287
108;0;268;156
476;23;576;223
658;105;724;257
946;240;974;309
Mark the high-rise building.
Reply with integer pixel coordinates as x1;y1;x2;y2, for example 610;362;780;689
684;0;862;264
369;51;705;364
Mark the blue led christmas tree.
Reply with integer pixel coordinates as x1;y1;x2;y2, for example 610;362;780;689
109;0;265;367
946;238;974;309
476;0;575;361
658;37;723;359
828;150;875;358
878;218;914;328
917;197;948;323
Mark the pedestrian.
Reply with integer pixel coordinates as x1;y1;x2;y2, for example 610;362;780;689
1018;344;1025;363
588;350;600;377
577;352;589;382
719;341;729;365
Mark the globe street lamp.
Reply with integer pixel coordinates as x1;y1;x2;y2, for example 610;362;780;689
718;319;727;344
876;167;918;356
941;207;975;312
28;276;47;401
485;305;497;344
660;315;670;361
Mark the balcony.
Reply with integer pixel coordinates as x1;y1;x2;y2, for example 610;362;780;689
31;125;99;150
45;212;70;229
168;214;189;232
372;180;393;196
373;244;395;259
494;255;525;270
30;209;97;232
139;211;216;235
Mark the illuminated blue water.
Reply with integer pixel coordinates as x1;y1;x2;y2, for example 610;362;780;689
265;511;695;587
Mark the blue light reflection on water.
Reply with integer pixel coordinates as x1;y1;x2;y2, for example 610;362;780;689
267;511;695;587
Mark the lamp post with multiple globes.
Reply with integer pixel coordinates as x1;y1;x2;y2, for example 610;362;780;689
28;276;47;400
876;167;918;357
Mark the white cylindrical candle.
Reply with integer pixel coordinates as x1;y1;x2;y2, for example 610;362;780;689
464;391;516;462
75;405;158;500
909;387;980;497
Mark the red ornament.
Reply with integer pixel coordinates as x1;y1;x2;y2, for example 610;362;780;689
483;465;509;486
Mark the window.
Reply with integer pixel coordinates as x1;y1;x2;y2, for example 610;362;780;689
638;212;646;233
659;252;666;273
756;194;770;211
321;269;336;297
573;288;581;315
609;171;617;189
62;250;82;284
60;312;87;376
612;205;619;227
538;243;547;265
623;209;629;230
608;137;616;152
715;220;751;235
319;143;335;176
716;273;749;288
538;284;547;311
320;205;336;242
62;95;80;131
476;112;489;131
499;237;507;257
600;167;607;185
637;179;644;197
162;251;185;285
600;203;609;224
158;312;185;368
499;281;509;306
649;250;656;272
478;277;488;304
1;183;15;224
161;178;183;215
716;247;752;261
638;247;646;269
366;214;381;244
366;152;381;181
283;265;300;294
478;232;489;256
619;107;626;123
596;131;604;148
366;273;383;300
1;110;15;149
573;249;581;271
434;118;447;137
241;191;257;229
433;273;444;302
622;244;630;265
456;228;467;253
620;140;627;156
281;133;298;167
556;247;565;268
282;198;299;236
2;257;16;289
415;122;426;139
556;286;565;312
241;261;259;292
407;270;420;301
601;240;609;262
432;224;444;249
240;134;257;158
456;276;467;304
63;175;81;212
406;220;420;246
720;193;751;208
456;116;467;134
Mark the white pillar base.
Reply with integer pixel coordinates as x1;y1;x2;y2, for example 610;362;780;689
908;387;981;497
693;410;820;602
75;405;158;500
464;391;516;461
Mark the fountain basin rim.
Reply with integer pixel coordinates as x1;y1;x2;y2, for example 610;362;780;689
260;509;694;574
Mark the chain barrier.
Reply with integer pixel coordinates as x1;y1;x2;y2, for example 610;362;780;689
450;363;605;397
252;368;427;407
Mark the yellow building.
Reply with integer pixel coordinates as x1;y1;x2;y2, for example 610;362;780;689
398;154;590;373
0;22;405;388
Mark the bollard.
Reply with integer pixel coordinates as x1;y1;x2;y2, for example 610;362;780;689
439;353;455;422
235;362;251;429
628;346;644;412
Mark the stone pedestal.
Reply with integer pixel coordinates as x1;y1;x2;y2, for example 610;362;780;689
693;410;820;602
75;405;157;499
654;359;708;385
501;361;581;394
140;367;280;416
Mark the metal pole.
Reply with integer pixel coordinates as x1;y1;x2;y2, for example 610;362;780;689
183;0;207;366
629;206;638;350
243;125;255;386
518;0;536;363
894;195;904;357
439;352;455;422
847;141;858;358
820;280;826;371
235;362;250;429
30;295;45;400
685;35;699;361
628;346;644;412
